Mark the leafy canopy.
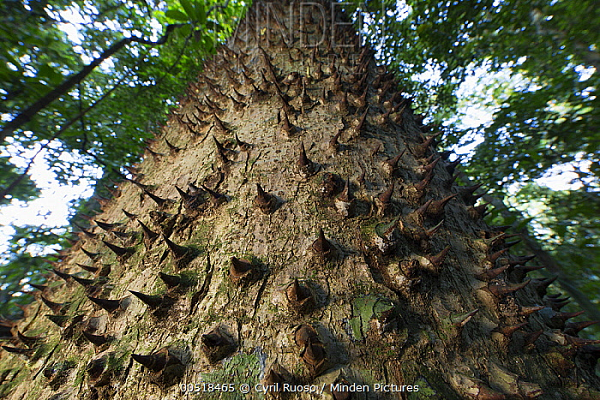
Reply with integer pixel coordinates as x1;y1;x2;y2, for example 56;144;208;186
0;0;246;317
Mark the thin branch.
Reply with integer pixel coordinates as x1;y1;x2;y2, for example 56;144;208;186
1;0;234;143
0;76;125;202
0;22;198;204
0;23;185;143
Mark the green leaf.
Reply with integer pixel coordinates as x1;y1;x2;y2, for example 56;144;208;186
178;24;193;38
165;9;190;21
197;1;207;25
180;0;196;20
37;64;63;85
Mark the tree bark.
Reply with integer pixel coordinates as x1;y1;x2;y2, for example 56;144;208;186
1;1;599;399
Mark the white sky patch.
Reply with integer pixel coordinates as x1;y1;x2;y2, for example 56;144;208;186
536;156;593;191
49;5;118;69
58;10;87;44
444;63;585;193
0;145;100;256
575;65;596;81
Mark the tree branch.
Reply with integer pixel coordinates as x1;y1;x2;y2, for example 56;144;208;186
0;23;185;144
0;76;125;202
0;23;198;204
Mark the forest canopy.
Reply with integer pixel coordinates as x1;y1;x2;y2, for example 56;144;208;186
0;0;598;336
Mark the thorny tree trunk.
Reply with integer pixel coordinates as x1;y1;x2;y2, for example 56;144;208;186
1;1;599;399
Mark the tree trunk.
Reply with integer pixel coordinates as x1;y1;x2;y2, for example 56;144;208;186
1;1;599;399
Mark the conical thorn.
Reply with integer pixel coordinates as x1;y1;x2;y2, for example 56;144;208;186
254;183;277;214
492;322;528;338
71;275;96;287
383;150;405;175
312;229;333;258
81;248;101;261
378;181;394;205
17;330;41;346
459;183;484;205
52;269;72;282
165;138;182;153
487;280;530;297
131;350;169;372
45;314;70;327
532;276;558;297
564;335;600;348
138;220;159;242
427;193;457;217
174;185;195;204
87;296;121;313
122;209;138;219
564;320;600;336
298;142;316;177
524;329;544;347
445;158;461;175
2;346;33;356
476;264;510;281
144;190;169;207
201;185;226;205
507;255;536;267
163;235;190;260
77;263;99;274
94;220;118;232
414;132;441;158
428;246;451;269
352;107;369;136
102;240;134;258
159;272;182;288
518;306;545;317
229;257;254;282
414;170;433;193
213;136;230;164
488;248;509;263
73;222;97;239
286;279;315;313
82;331;109;347
129;290;163;309
41;295;66;314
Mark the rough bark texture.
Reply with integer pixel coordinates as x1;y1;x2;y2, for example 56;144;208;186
1;1;599;399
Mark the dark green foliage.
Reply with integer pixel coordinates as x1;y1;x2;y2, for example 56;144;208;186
0;156;39;204
0;225;67;317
